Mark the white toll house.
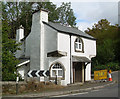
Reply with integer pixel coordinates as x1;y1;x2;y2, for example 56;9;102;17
16;9;96;85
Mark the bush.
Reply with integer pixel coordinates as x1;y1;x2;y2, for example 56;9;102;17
92;62;120;73
2;71;17;81
92;64;107;74
106;62;120;71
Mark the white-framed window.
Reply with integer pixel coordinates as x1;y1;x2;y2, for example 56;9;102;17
51;63;64;78
75;38;83;52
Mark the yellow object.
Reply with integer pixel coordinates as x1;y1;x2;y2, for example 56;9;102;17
109;70;112;73
94;69;108;80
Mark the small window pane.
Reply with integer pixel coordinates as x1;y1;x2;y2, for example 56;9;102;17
75;43;78;49
75;38;83;51
58;70;63;76
79;43;81;49
52;70;56;77
76;38;79;42
53;63;62;69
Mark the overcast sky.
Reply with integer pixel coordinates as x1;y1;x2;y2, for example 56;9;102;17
51;0;119;32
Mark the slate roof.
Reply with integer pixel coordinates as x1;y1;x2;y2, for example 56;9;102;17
43;21;96;40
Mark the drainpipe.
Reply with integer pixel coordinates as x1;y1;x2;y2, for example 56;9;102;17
70;35;72;84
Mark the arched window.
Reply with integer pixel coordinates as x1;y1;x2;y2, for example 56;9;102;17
75;37;84;52
50;62;65;80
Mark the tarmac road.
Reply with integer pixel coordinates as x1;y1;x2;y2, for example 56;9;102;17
53;71;119;98
56;82;118;97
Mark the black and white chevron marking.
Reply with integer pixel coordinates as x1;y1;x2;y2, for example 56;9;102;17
27;70;50;77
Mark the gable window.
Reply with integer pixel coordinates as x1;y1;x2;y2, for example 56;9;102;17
75;37;84;52
50;62;65;80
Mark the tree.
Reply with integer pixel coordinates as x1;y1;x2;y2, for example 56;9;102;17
57;2;76;27
85;19;120;71
2;1;77;38
95;39;115;65
2;18;20;81
2;2;21;38
2;2;33;38
85;19;119;46
85;19;111;42
114;26;120;62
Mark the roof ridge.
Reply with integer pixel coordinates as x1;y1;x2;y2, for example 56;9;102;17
48;21;80;31
43;21;96;40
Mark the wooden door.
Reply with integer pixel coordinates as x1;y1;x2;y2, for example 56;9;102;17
73;62;82;83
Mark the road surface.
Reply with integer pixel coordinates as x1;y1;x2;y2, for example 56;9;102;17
53;71;119;98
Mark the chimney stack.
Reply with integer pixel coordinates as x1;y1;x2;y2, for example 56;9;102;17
16;25;24;42
32;9;48;24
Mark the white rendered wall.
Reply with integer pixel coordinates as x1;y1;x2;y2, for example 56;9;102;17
83;38;96;81
58;33;70;52
44;25;57;53
85;63;91;81
29;11;41;70
83;38;96;58
49;57;70;85
25;34;31;57
49;32;70;85
16;29;24;42
57;33;70;85
71;36;96;57
39;11;48;81
16;28;24;58
40;11;48;23
17;64;30;80
18;67;24;79
71;36;85;57
43;25;71;85
44;24;57;70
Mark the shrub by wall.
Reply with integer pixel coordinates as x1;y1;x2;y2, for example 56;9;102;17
92;62;120;73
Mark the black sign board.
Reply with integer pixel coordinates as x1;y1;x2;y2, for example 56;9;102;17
28;70;50;77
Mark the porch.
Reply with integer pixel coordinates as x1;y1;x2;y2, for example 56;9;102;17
72;56;91;83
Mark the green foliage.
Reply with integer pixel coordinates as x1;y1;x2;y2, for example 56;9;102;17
106;62;120;71
85;19;110;39
114;27;120;62
85;19;120;72
91;62;120;74
2;16;20;81
85;19;118;45
96;39;115;65
57;2;76;27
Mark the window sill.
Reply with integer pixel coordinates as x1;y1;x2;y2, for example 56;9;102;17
49;77;65;80
75;49;84;53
